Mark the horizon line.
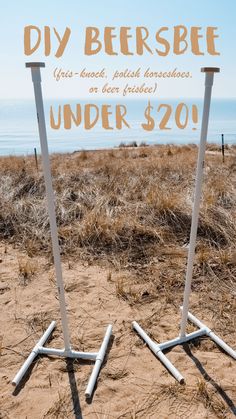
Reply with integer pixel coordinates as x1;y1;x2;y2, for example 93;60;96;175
1;96;236;101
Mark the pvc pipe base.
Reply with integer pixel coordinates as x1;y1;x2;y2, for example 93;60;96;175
12;321;112;398
133;309;235;383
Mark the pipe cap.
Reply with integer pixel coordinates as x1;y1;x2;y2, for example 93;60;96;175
201;67;220;73
25;62;45;68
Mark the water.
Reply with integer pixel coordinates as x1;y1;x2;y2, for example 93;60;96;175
0;98;235;155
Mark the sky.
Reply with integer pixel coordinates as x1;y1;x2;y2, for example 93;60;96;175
0;0;235;99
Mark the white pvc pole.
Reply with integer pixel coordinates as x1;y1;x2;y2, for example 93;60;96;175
180;68;220;338
26;62;71;351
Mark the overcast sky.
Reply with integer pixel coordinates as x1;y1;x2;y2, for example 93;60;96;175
0;0;235;99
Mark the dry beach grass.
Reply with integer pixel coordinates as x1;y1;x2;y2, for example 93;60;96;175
0;144;236;418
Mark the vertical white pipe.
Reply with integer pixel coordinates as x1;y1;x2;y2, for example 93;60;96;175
26;63;71;351
180;68;220;338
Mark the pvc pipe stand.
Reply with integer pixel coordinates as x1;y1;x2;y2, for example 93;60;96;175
133;310;235;383
12;321;112;399
11;62;112;399
133;67;235;383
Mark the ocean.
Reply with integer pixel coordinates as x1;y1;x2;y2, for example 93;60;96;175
0;99;235;156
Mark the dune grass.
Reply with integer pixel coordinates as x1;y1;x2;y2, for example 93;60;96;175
1;145;235;260
1;145;236;299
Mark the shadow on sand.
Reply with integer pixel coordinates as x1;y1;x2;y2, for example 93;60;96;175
183;343;236;416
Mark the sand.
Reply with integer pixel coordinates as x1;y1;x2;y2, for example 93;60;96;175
0;242;236;418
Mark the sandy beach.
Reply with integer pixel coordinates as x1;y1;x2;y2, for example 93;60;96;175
1;145;236;418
